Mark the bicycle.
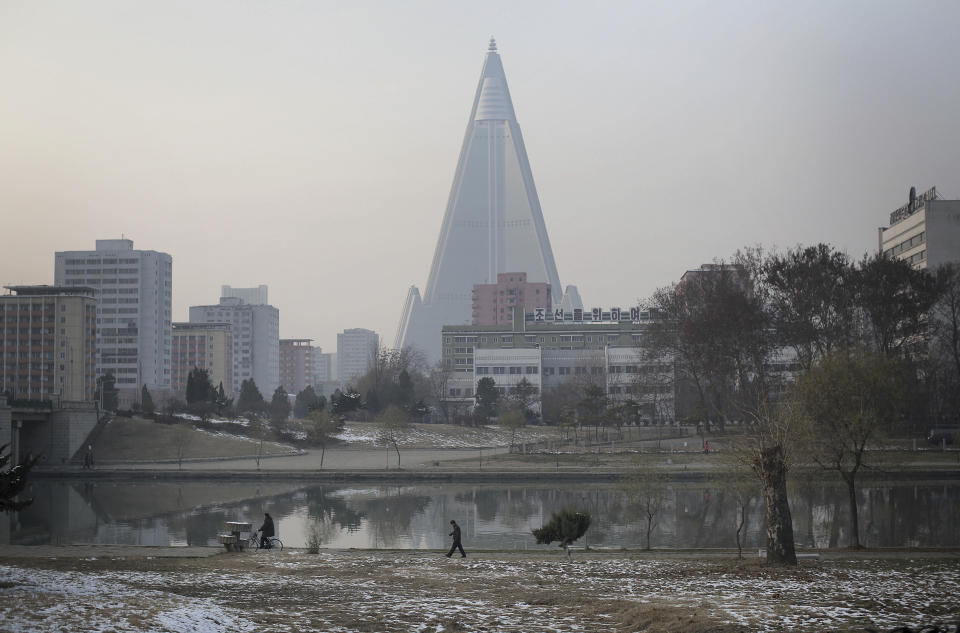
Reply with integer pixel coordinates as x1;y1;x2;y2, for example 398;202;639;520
248;532;284;551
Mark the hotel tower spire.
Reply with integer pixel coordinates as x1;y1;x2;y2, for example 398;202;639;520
395;39;565;362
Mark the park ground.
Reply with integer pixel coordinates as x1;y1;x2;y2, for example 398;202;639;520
1;546;959;633
13;416;959;632
54;415;960;475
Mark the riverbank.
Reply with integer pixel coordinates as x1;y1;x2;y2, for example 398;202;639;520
30;464;960;483
1;546;958;632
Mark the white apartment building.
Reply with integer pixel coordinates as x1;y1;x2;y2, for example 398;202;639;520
879;186;960;270
54;239;172;404
189;297;279;397
337;328;378;387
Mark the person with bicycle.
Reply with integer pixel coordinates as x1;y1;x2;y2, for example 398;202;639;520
257;512;275;549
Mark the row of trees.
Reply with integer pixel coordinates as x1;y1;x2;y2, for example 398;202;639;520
641;245;960;563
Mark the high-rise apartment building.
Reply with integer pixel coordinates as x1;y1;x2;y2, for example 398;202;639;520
0;286;97;402
280;338;315;394
878;186;960;270
472;272;552;326
337;328;378;387
221;284;268;306
395;39;569;363
314;352;336;383
171;322;233;398
54;239;172;403
189;297;279;397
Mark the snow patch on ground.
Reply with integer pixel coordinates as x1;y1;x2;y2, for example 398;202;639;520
2;555;957;633
334;422;560;448
0;566;255;633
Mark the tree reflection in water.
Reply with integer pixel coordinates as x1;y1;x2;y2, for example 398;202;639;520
6;481;959;549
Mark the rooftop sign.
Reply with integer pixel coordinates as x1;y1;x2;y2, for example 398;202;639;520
529;307;647;324
889;186;937;225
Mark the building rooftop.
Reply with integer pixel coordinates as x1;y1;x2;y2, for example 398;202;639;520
3;285;97;297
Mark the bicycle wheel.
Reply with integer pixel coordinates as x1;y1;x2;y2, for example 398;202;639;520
271;538;283;551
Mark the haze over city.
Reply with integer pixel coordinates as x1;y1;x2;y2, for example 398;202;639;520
2;0;959;351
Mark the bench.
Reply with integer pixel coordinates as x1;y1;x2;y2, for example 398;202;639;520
218;533;240;552
219;521;252;552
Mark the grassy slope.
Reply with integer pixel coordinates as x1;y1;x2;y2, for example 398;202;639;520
93;416;294;461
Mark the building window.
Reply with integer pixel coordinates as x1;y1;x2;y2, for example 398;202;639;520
493;366;505;374
525;366;538;374
509;366;521;374
476;366;490;374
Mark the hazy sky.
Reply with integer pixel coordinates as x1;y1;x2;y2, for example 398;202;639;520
2;1;959;353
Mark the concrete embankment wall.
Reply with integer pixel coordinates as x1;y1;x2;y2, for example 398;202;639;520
32;467;960;484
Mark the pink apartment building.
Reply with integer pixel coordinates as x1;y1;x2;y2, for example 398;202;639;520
280;338;315;394
472;273;552;326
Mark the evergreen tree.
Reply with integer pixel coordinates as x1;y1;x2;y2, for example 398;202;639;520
293;386;319;419
140;385;155;416
532;510;591;558
95;372;118;411
331;388;361;415
214;381;231;415
475;377;499;418
396;369;414;408
185;367;215;404
237;378;265;415
270;386;291;428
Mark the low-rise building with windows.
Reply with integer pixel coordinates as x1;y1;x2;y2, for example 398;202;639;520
441;307;675;424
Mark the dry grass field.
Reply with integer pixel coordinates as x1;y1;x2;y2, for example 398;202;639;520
1;548;958;632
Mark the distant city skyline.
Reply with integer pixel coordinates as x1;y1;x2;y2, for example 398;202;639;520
2;1;959;353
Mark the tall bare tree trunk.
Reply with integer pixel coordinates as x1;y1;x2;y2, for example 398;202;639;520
756;445;797;565
843;472;861;549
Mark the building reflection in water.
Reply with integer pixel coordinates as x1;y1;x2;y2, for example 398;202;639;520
5;480;959;550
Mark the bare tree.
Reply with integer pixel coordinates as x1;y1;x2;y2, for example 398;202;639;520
306;410;345;469
644;257;799;564
622;468;668;551
794;349;905;549
425;361;455;423
498;406;526;451
376;405;412;468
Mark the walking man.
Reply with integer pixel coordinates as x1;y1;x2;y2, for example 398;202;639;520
446;519;466;558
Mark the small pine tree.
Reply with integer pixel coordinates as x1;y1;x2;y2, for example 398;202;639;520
140;385;155;416
532;509;591;558
237;379;265;415
475;377;499;418
185;367;215;404
270;386;291;429
95;372;119;411
293;386;319;419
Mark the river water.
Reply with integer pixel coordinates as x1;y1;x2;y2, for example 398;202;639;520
6;479;958;550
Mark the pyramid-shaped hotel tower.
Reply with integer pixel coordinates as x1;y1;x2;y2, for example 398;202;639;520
395;39;567;362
